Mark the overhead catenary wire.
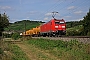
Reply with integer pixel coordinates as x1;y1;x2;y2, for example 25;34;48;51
37;0;78;21
60;0;89;19
45;0;89;21
37;0;65;20
19;0;90;22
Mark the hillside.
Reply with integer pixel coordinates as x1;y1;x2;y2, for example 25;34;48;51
66;21;83;36
5;20;82;31
5;20;44;32
4;20;84;36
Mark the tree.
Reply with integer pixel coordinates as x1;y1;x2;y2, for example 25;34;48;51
82;9;90;36
0;13;9;37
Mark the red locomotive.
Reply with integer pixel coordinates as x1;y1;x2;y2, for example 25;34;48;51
40;19;66;37
20;12;66;37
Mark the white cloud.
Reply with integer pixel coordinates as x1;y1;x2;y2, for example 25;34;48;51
33;19;43;22
64;16;71;18
26;17;30;19
0;6;12;10
27;11;38;15
10;19;20;23
74;11;83;14
45;12;60;17
29;11;37;14
45;13;52;16
66;18;84;22
67;6;75;10
44;17;49;20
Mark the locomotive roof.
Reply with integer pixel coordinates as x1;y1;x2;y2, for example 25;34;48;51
51;19;65;21
41;19;65;25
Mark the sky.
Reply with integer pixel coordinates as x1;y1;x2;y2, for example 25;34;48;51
0;0;90;23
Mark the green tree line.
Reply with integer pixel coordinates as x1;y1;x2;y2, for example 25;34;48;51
0;13;9;37
82;9;90;36
67;9;90;36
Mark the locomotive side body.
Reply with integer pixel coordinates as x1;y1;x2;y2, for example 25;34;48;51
40;19;66;36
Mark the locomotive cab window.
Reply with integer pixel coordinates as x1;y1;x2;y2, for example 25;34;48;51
55;21;65;24
55;22;59;24
55;21;59;24
60;21;64;24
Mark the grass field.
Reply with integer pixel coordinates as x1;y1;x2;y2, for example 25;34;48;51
1;38;90;60
10;44;29;60
0;39;29;60
25;38;90;60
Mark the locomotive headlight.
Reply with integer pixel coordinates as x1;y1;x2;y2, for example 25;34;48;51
62;26;65;28
55;26;58;28
20;33;22;35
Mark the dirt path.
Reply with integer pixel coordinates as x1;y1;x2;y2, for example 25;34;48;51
16;42;60;60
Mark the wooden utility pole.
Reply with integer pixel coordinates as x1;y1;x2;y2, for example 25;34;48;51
25;20;26;35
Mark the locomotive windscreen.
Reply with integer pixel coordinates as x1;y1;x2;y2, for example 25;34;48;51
55;21;64;24
60;21;64;24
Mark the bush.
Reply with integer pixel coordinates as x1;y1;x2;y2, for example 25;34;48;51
11;33;21;40
0;48;3;54
66;30;80;36
87;31;90;36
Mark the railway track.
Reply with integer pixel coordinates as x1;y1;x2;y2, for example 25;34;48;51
3;38;22;44
3;36;90;44
32;36;90;44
